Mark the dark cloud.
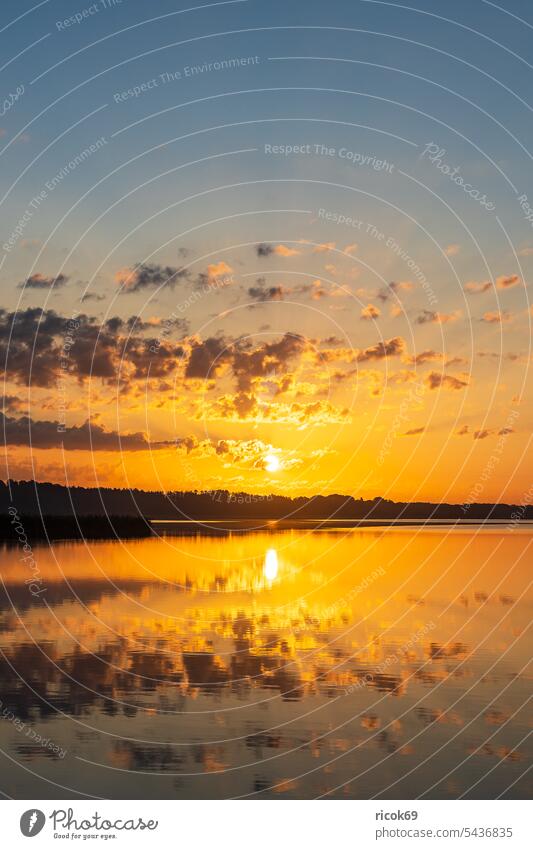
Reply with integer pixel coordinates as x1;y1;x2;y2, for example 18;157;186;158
0;394;24;414
185;336;231;380
425;371;468;390
80;292;106;303
231;333;307;392
357;337;405;362
256;243;274;257
1;412;173;451
403;427;425;436
0;307;69;386
376;281;413;302
18;273;68;290
406;349;443;365
116;262;190;293
416;310;460;325
247;284;286;302
0;307;185;387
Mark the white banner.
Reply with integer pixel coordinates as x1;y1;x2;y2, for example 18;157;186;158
3;800;530;848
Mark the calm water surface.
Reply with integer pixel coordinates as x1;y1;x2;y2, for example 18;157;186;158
0;526;531;799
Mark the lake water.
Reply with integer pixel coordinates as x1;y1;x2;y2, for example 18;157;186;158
0;525;531;799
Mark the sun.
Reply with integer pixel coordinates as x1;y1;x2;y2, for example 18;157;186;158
264;453;281;473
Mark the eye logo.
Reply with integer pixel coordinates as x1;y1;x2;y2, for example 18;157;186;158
20;810;46;837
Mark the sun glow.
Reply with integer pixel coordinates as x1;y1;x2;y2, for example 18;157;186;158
264;453;281;472
263;548;279;582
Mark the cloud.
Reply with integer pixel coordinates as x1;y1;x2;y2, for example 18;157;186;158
316;336;406;365
463;426;515;440
482;311;512;324
496;274;520;289
357;337;406;362
206;261;233;281
185;335;231;380
456;425;469;435
465;274;521;295
425;371;469;390
0;307;186;387
402;427;425;436
175;435;324;471
405;349;444;365
445;244;460;256
465;280;492;294
344;243;358;255
231;333;308;392
416;310;461;324
256;243;301;257
18;273;68;290
115;262;190;293
377;281;413;302
247;283;287;302
313;242;336;253
360;303;381;320
0;394;24;414
1;412;172;451
80;292;106;303
200;395;349;426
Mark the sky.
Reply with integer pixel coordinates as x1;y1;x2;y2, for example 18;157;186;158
1;0;532;503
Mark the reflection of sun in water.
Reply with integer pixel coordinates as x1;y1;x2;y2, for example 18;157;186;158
264;453;281;472
263;548;279;582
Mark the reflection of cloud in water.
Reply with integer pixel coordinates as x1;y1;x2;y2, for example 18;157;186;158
0;530;530;798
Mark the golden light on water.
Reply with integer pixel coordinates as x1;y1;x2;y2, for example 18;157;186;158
263;547;279;582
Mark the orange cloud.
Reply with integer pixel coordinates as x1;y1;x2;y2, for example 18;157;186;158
360;303;381;320
207;261;233;280
313;242;336;253
274;244;300;257
417;310;461;324
496;274;520;289
482;311;512;324
425;371;469;390
465;280;491;294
